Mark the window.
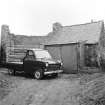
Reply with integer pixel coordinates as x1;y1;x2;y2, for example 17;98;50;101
25;50;35;60
28;50;34;56
34;50;52;59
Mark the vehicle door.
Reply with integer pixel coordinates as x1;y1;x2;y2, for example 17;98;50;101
23;50;36;73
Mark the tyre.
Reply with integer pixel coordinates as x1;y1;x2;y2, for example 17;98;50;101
33;69;44;80
8;69;15;75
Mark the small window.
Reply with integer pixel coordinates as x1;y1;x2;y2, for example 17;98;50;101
25;50;35;61
28;50;34;56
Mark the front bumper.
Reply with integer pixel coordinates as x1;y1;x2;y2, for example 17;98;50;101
44;70;63;75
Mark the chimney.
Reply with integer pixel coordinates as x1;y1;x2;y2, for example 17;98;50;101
53;22;62;32
91;19;94;23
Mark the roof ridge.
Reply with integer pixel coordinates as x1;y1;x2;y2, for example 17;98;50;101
63;20;103;28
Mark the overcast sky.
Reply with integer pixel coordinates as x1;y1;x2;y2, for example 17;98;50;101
0;0;105;35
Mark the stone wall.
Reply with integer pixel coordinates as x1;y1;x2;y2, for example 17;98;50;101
0;22;62;50
0;25;48;62
98;22;105;59
1;25;13;62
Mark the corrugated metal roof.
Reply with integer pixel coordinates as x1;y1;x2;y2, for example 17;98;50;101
45;21;103;45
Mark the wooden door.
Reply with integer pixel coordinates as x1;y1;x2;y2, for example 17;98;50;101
61;44;77;73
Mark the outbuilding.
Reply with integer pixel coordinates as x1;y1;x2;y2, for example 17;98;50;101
45;21;104;73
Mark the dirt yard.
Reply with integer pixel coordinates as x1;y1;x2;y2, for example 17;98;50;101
0;68;105;105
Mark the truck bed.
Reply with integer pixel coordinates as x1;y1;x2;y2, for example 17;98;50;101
1;61;23;71
7;62;23;65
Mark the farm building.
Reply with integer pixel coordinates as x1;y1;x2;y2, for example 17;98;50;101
1;21;105;73
45;21;105;73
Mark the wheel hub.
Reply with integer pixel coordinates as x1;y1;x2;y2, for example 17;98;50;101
8;69;13;74
35;71;40;79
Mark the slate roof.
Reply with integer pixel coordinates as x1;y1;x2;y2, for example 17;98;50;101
45;21;104;45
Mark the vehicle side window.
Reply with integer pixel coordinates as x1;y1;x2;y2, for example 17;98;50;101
28;50;34;56
25;50;35;60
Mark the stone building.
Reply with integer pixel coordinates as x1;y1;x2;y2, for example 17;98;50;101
1;21;105;73
45;21;104;73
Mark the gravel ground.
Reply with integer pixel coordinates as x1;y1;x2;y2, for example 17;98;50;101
0;68;105;105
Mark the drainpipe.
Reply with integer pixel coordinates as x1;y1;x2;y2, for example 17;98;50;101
76;42;80;72
59;45;63;62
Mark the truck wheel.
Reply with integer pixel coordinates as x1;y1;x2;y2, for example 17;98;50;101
34;69;43;80
8;69;15;75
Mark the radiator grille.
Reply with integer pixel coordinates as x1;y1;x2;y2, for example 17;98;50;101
47;64;61;71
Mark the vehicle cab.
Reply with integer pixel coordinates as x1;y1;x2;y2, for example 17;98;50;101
23;48;63;79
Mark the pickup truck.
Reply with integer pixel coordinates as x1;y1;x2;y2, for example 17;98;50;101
1;48;63;79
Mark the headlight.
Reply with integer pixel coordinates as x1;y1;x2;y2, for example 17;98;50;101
58;60;63;66
60;62;63;66
46;62;49;67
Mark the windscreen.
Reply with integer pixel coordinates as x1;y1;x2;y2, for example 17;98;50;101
34;50;52;59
